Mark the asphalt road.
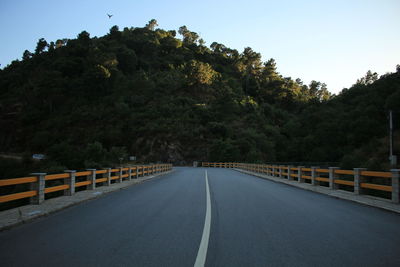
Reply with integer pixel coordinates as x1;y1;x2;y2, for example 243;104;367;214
1;167;400;266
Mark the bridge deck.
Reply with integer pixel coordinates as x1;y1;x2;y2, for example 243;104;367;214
1;167;399;266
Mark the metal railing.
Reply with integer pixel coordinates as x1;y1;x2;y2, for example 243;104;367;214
0;164;172;206
201;162;400;203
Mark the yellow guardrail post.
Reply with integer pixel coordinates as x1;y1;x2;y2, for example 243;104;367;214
30;173;46;204
64;170;76;196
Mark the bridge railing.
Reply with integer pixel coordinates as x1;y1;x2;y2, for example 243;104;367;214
0;164;172;207
201;162;399;204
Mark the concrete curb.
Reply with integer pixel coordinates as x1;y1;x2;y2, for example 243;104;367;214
0;170;174;232
235;168;400;214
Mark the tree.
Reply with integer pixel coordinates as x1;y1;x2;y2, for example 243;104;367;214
178;25;199;44
84;142;107;168
4;21;397;176
145;19;158;31
263;58;279;80
186;60;219;86
108;146;128;164
241;47;262;70
77;31;90;41
109;25;121;40
309;80;321;98
356;70;379;85
55;39;67;48
210;42;227;53
35;38;48;54
240;47;262;94
22;50;33;61
199;38;205;46
316;83;331;101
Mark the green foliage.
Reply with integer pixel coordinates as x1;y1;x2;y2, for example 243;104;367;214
186;60;219;86
35;38;48;54
145;19;158;31
0;21;399;176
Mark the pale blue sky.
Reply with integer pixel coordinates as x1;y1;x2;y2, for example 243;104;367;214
1;0;399;94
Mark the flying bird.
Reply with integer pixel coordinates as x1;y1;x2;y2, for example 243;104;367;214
107;14;113;19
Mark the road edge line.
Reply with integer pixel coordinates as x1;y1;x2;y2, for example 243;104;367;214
194;170;211;267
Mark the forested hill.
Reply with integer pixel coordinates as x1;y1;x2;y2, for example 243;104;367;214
0;21;399;177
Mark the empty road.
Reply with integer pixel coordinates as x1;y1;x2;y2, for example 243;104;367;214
1;167;400;266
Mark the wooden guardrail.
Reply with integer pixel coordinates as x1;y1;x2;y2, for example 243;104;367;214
0;164;172;206
201;162;400;203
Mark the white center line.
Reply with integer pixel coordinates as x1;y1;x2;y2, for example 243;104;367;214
194;170;212;267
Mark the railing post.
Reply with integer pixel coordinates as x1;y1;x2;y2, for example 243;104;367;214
64;170;76;196
106;168;111;186
311;166;319;186
118;167;123;183
329;167;340;190
86;169;96;190
272;166;276;177
128;167;132;181
298;166;304;183
391;169;400;203
30;173;46;204
278;166;282;178
287;166;292;180
354;168;367;195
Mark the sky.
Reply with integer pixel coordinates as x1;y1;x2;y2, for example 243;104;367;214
0;0;399;94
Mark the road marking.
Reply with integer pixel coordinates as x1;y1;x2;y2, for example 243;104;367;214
194;170;212;267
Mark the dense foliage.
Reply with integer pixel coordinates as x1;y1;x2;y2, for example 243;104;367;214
0;21;399;177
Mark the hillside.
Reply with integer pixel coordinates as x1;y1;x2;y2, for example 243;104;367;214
0;21;399;177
